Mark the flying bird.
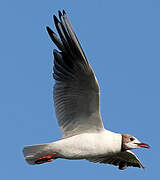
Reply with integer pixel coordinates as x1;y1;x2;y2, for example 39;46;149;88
23;10;150;170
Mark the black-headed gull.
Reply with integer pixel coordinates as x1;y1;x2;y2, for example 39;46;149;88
23;10;150;170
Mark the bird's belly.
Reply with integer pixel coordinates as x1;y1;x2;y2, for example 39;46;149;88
53;132;121;159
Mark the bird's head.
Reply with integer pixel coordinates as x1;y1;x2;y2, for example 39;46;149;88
122;134;150;150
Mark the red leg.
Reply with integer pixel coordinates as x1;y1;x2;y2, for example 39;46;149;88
35;153;56;164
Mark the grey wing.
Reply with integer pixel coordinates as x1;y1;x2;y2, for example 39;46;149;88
46;10;104;138
87;150;144;170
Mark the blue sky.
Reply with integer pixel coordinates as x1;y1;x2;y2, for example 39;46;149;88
0;0;159;179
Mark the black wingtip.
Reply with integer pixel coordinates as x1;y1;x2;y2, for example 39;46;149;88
53;15;59;23
58;10;62;19
46;26;55;35
63;10;66;15
46;26;51;33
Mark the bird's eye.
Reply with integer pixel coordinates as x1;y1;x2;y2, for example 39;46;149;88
130;137;134;141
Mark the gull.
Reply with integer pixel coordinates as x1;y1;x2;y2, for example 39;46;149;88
23;10;150;170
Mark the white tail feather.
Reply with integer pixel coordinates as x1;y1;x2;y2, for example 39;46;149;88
23;143;56;165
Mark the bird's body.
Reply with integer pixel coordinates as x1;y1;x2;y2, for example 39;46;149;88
23;10;150;170
49;130;121;159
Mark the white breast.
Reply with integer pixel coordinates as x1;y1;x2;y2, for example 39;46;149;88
52;129;122;159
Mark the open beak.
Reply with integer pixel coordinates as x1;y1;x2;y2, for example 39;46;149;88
135;142;150;149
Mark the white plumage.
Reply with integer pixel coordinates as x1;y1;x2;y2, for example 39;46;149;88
23;10;150;170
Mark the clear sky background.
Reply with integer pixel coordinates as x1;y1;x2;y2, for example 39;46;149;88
0;0;159;179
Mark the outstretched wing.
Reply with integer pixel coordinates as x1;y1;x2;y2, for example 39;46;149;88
87;150;144;170
46;11;104;138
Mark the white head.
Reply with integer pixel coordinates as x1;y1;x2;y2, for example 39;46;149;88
122;134;150;150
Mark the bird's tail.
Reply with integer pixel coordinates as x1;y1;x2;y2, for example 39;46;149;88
23;143;57;165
